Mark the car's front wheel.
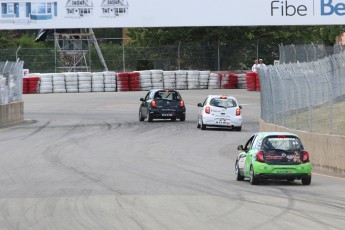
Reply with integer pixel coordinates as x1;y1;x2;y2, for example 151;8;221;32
180;115;185;121
301;175;311;185
235;161;244;181
250;165;258;185
139;110;145;121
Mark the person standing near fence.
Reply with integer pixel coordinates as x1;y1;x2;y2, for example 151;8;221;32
258;59;267;70
251;59;259;72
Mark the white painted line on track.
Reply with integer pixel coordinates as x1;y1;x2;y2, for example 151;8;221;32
314;172;345;180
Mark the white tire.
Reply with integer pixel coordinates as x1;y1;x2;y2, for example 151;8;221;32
53;89;67;93
66;89;79;93
78;88;92;93
92;88;105;92
150;69;163;74
92;83;104;88
105;88;116;92
105;83;116;88
39;90;53;94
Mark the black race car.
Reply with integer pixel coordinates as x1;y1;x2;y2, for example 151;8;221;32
139;89;186;122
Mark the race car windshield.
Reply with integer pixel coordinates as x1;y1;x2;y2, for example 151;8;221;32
263;136;303;151
210;98;237;108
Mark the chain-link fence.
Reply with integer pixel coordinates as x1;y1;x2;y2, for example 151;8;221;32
260;46;345;136
0;61;24;104
0;41;277;73
279;43;345;63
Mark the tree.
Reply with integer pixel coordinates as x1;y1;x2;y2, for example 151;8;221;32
126;26;344;69
0;31;15;48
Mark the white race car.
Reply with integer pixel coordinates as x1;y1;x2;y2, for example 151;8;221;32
197;95;242;131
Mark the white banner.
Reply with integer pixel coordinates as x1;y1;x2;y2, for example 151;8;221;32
0;0;344;30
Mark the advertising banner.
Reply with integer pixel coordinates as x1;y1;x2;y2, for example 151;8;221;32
0;0;344;30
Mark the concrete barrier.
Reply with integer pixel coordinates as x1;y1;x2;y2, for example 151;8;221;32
260;119;345;175
0;102;24;128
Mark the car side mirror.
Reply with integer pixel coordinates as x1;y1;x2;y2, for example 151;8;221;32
237;145;244;151
140;98;145;102
197;103;203;107
239;105;242;109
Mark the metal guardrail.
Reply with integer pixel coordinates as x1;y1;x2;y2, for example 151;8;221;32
0;61;24;105
260;51;345;136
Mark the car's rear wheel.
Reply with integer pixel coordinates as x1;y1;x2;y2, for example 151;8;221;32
249;166;258;185
139;110;145;121
148;113;153;122
235;161;244;181
180;115;185;122
201;119;206;130
301;175;311;185
197;120;200;128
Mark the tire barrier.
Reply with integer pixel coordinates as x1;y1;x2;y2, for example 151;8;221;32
175;70;188;90
38;73;53;94
136;70;151;91
65;73;78;93
151;70;164;89
208;73;221;89
78;72;92;93
187;70;200;90
163;71;176;89
24;75;40;94
22;78;28;94
26;70;256;94
219;73;238;89
246;72;257;91
255;73;260;91
52;73;66;93
92;72;105;92
129;72;141;91
199;71;210;89
117;72;130;92
237;73;247;89
104;71;116;92
227;74;238;89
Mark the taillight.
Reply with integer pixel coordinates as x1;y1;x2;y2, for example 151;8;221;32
151;100;157;108
236;108;241;116
205;106;210;114
302;151;309;163
179;100;185;108
256;151;265;163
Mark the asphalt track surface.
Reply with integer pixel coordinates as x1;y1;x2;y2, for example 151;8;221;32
1;89;345;230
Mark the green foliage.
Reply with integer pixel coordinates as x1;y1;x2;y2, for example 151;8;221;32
14;33;51;48
126;26;344;70
0;31;15;48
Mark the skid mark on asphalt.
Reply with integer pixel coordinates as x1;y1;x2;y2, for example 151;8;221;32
21;121;50;140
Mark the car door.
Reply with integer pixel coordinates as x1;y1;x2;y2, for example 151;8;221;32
243;135;257;177
198;97;208;122
140;92;151;117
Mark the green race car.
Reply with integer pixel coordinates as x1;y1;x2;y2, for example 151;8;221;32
235;132;312;185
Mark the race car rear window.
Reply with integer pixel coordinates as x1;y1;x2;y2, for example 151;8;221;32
262;136;303;151
210;98;237;108
155;91;181;101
